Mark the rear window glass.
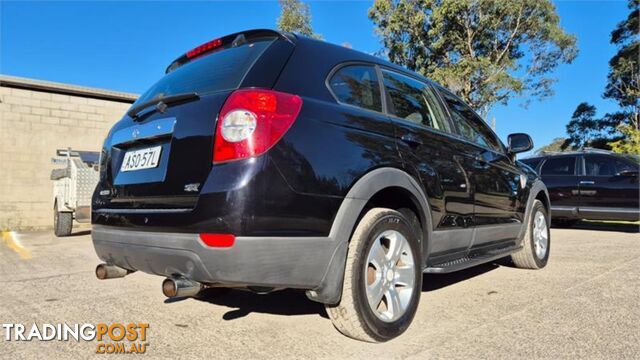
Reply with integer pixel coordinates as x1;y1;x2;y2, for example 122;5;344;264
134;38;274;105
329;65;382;112
381;70;451;133
541;157;576;176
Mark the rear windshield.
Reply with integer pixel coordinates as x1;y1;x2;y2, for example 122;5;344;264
134;38;274;105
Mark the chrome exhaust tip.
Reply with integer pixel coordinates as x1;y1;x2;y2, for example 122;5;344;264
95;263;131;280
162;276;202;298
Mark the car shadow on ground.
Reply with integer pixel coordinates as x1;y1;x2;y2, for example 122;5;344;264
422;262;499;291
193;288;329;320
556;221;639;233
68;230;91;237
190;262;500;321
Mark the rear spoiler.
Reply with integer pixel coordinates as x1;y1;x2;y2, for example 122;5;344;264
165;29;296;74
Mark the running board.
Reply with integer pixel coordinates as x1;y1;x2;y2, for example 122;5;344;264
424;245;522;274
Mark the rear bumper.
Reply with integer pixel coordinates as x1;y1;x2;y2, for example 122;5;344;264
92;225;340;289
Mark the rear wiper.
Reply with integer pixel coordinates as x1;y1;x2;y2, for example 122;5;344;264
128;92;200;119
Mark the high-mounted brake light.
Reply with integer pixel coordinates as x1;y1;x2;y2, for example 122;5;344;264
213;89;303;163
199;233;235;248
186;38;223;59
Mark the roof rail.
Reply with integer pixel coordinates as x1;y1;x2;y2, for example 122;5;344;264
581;147;614;154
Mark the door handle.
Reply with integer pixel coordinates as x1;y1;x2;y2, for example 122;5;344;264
400;134;423;147
579;180;595;185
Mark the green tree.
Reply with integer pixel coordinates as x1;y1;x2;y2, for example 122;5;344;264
564;0;638;150
609;125;640;154
277;0;322;39
368;0;577;115
536;137;571;155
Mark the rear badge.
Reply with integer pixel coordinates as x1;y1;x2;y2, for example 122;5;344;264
184;183;200;192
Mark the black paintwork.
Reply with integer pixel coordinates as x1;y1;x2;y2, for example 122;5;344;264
93;30;543;261
522;150;640;221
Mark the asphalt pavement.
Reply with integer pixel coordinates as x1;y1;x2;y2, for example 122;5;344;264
1;222;638;359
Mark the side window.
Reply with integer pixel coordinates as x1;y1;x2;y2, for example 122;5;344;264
328;65;382;112
585;155;615;176
439;90;502;152
381;70;451;133
585;155;635;176
615;159;638;174
521;158;543;171
541;157;576;176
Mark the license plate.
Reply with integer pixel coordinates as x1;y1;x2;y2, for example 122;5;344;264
120;146;162;172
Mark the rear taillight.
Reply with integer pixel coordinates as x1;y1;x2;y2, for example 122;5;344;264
213;89;303;163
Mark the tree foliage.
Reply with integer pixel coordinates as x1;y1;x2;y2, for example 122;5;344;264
536;137;571;155
368;0;577;115
564;0;639;151
277;0;322;39
609;125;640;154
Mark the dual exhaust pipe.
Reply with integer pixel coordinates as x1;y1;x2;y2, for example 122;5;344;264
95;263;202;298
161;276;202;298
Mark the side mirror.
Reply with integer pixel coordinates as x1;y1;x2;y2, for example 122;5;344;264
508;133;534;154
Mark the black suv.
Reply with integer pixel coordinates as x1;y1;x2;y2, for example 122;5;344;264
522;149;639;226
92;29;551;342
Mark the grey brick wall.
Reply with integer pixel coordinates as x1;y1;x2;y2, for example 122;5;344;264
0;81;136;230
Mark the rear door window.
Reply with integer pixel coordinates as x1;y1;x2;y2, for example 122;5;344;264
134;38;275;105
585;155;639;176
328;65;382;112
541;157;576;176
381;70;452;133
439;90;503;152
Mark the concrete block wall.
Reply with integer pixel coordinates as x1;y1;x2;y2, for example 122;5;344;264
0;82;135;230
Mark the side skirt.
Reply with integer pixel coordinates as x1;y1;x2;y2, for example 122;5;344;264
424;243;522;274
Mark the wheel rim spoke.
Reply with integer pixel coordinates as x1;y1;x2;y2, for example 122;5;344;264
385;232;403;263
367;277;385;310
394;265;414;287
369;240;386;269
385;287;402;319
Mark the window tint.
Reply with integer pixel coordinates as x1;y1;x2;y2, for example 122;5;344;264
585;155;639;176
615;159;638;174
381;70;451;132
329;65;382;112
439;90;502;152
541;157;576;176
135;38;274;105
521;158;543;171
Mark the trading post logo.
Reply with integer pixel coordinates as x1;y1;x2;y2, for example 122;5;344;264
2;323;149;354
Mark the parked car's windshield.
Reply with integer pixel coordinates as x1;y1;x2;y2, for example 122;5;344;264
133;38;274;105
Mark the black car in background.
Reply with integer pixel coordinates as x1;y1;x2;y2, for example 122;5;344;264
92;29;551;342
522;149;639;226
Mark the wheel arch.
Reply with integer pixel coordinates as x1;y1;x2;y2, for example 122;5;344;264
517;179;550;243
306;167;432;305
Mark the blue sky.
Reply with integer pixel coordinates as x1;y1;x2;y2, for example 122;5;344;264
0;1;629;151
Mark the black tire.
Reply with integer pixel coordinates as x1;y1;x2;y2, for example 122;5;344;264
511;200;550;269
326;208;422;342
54;205;73;237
